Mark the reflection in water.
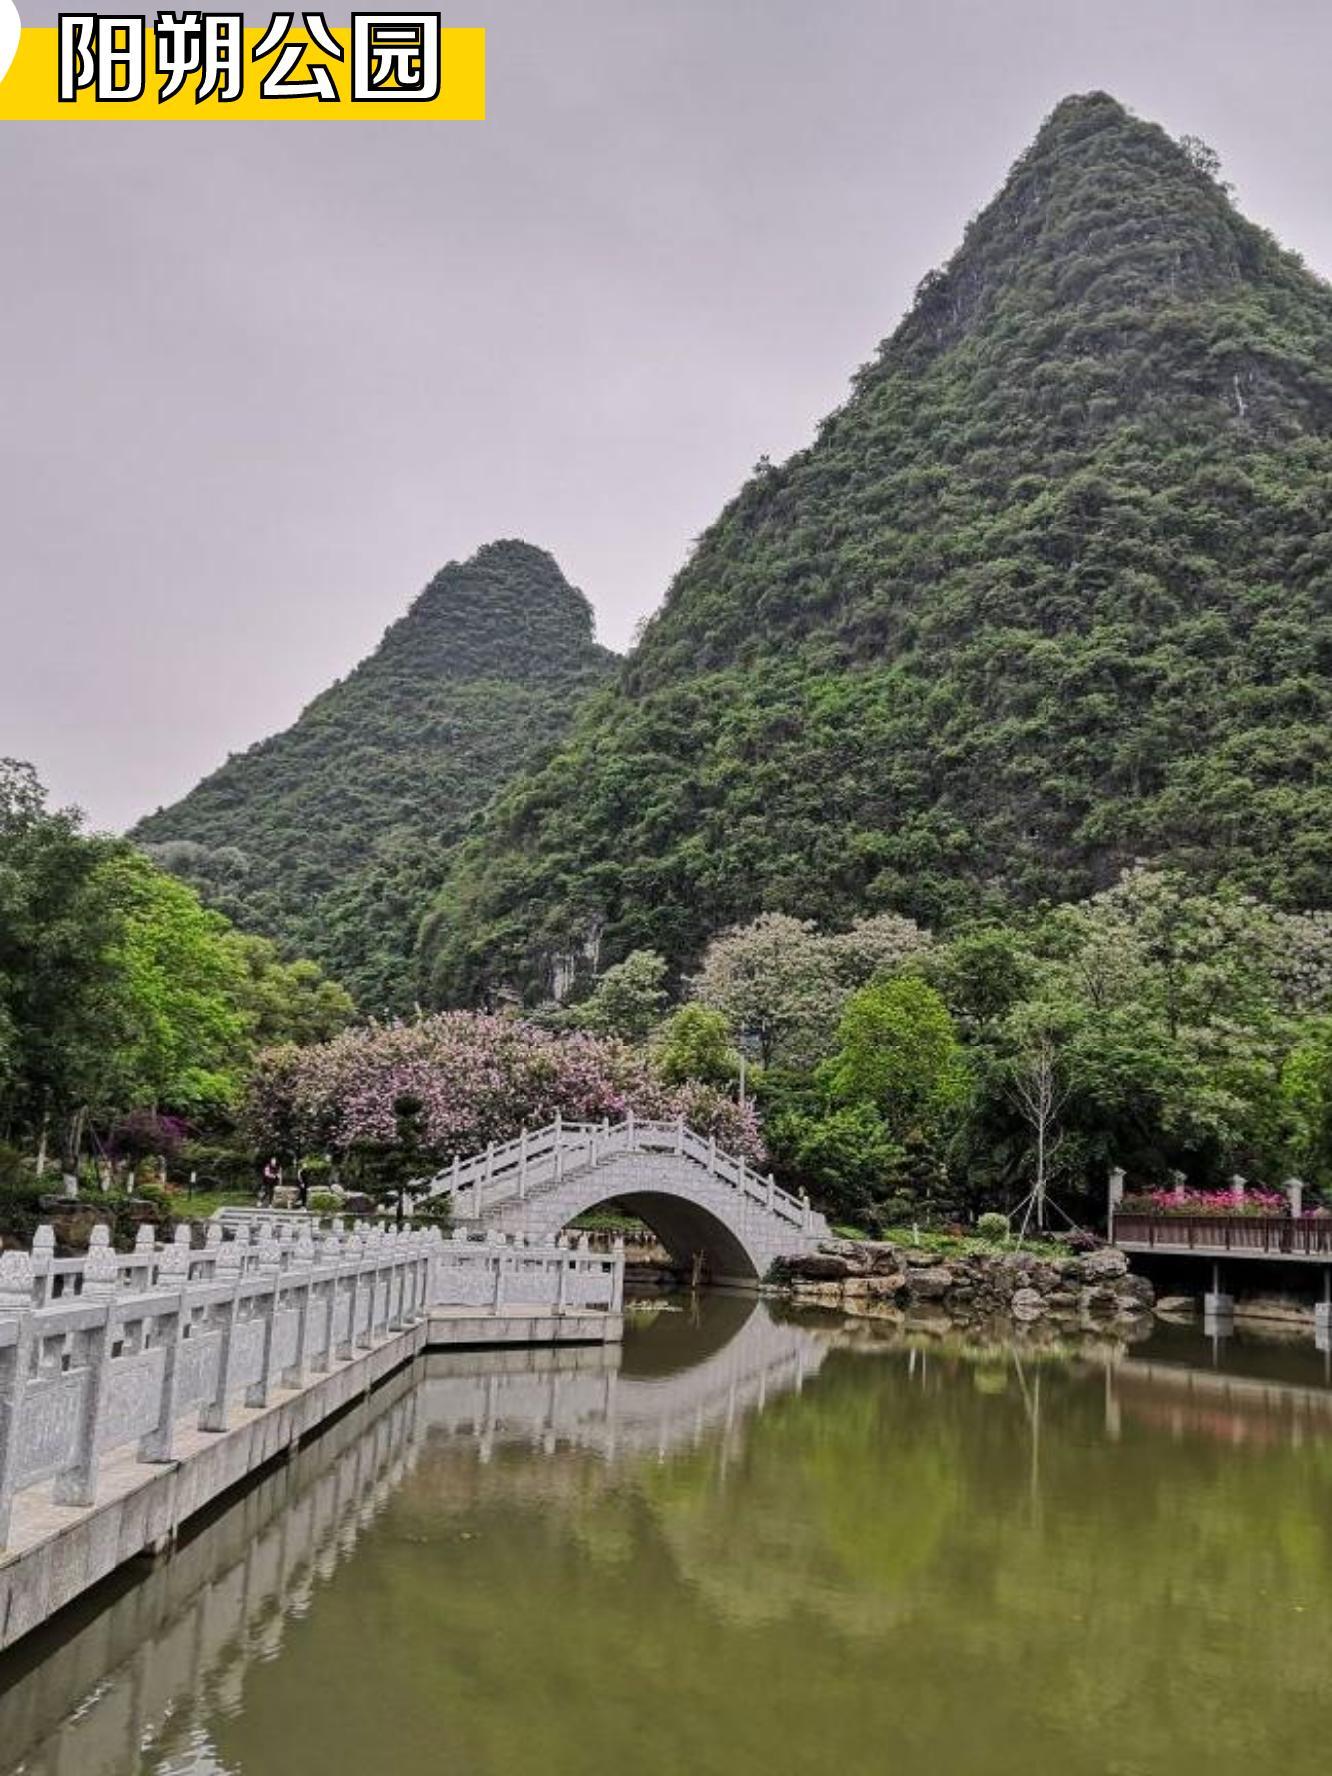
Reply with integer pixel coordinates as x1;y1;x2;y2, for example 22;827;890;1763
0;1367;422;1776
6;1301;1332;1776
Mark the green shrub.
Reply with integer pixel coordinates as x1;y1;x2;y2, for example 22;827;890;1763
977;1211;1011;1243
412;1195;452;1229
308;1190;342;1214
178;1141;257;1194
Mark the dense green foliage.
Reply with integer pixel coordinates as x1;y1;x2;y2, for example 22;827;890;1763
423;94;1332;1003
133;541;616;1013
0;761;352;1177
747;871;1332;1229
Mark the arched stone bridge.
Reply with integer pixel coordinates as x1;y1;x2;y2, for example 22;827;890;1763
423;1115;830;1284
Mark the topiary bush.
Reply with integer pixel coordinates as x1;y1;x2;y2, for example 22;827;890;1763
976;1211;1011;1243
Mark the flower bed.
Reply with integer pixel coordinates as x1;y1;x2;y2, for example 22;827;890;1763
1119;1188;1288;1219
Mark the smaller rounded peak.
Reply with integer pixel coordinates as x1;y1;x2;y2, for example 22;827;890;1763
467;538;567;574
374;537;612;684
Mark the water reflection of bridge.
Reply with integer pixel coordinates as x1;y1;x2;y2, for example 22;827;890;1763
422;1296;829;1462
0;1299;826;1776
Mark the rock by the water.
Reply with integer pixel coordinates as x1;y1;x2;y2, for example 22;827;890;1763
1081;1248;1130;1282
1153;1295;1198;1318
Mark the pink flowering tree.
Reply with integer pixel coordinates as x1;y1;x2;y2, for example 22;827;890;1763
242;1012;764;1167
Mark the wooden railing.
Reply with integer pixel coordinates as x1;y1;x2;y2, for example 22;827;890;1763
1112;1212;1332;1258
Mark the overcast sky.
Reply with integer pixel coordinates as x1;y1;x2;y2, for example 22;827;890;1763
3;0;1330;832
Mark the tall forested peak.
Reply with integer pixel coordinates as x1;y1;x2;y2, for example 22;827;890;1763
625;90;1332;690
891;91;1293;363
339;539;608;692
133;539;616;1011
423;96;1332;1003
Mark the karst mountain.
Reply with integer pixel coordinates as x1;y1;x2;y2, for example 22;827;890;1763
421;93;1332;1003
143;94;1332;1012
132;540;616;1011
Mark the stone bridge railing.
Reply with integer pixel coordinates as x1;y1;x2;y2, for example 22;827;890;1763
0;1219;625;1549
427;1112;813;1231
433;1226;625;1313
0;1220;435;1549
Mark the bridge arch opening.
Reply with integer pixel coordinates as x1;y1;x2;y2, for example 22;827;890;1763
573;1190;761;1284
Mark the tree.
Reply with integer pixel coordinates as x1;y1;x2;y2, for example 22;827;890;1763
1178;133;1223;182
573;950;668;1041
691;914;842;1068
827;912;931;986
0;762;124;1173
767;1103;908;1231
653;1005;740;1089
821;976;965;1138
224;933;355;1047
1001;1006;1073;1232
98;851;252;1115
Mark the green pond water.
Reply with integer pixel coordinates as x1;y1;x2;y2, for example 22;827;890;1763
5;1296;1332;1776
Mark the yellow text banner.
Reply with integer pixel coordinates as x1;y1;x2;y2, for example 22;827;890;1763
0;25;485;119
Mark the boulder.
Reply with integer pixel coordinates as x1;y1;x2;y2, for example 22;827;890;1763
903;1250;943;1269
1116;1274;1155;1309
870;1248;907;1276
906;1266;954;1300
791;1282;846;1303
1011;1288;1046;1322
1083;1285;1123;1317
786;1252;863;1282
1080;1248;1130;1282
867;1274;908;1301
1153;1295;1198;1319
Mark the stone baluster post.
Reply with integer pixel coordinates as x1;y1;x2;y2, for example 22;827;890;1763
767;1173;776;1212
53;1227;120;1508
134;1221;156;1291
308;1232;332;1373
31;1224;54;1307
556;1246;569;1314
0;1250;37;1546
287;1229;317;1387
554;1110;564;1182
1231;1174;1247;1204
141;1226;193;1463
351;1234;375;1352
389;1229;407;1330
738;1156;747;1197
245;1225;283;1409
708;1135;717;1177
801;1192;812;1234
675;1114;685;1156
1107;1165;1126;1231
200;1231;246;1432
492;1241;507;1310
1286;1177;1306;1220
518;1127;528;1199
611;1237;625;1314
203;1220;223;1280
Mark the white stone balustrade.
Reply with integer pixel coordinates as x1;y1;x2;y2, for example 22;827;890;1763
0;1218;625;1551
433;1227;625;1313
0;1220;439;1548
425;1114;814;1231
